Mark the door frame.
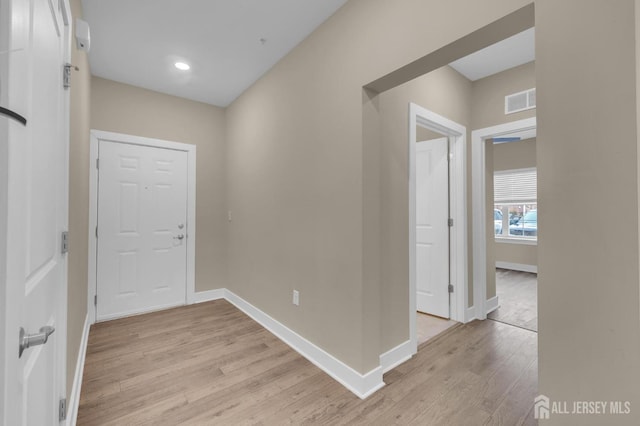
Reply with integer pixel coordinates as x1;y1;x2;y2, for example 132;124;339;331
471;117;536;320
409;103;467;353
88;130;197;323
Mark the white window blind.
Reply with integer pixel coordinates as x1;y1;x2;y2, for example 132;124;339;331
494;168;537;203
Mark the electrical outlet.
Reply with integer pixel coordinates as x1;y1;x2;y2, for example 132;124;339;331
292;290;299;306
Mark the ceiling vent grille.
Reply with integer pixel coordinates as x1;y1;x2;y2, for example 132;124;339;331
505;88;536;115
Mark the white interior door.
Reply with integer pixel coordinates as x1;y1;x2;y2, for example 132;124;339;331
96;140;188;321
416;137;450;318
1;0;69;424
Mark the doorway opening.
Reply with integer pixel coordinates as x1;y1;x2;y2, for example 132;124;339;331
362;2;536;385
471;118;537;324
485;125;538;331
409;104;466;352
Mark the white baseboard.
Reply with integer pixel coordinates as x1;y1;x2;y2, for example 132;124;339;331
380;340;413;373
496;261;537;274
97;301;185;322
223;289;385;399
465;306;477;322
73;288;385;402
486;296;499;314
67;314;90;426
191;288;225;304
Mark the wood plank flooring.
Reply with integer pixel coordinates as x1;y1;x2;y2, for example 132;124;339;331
488;269;538;332
416;312;458;346
78;300;538;425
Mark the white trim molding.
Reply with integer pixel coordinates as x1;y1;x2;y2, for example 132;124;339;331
465;307;477;323
88;130;197;324
224;289;385;399
66;314;90;426
496;261;538;274
495;237;537;246
471;118;536;320
409;103;468;356
485;296;499;315
190;289;225;304
380;340;413;373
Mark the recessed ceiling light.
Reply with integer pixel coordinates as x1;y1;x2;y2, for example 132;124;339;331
175;62;190;71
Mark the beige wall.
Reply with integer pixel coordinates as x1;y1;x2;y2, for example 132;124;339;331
471;61;536;130
226;0;640;413
381;61;531;327
63;0;640;415
416;126;444;142
90;77;228;293
473;61;536;299
67;0;91;403
637;0;640;332
226;0;531;373
495;242;536;267
468;62;536;299
493;137;536;171
493;137;537;268
378;66;472;351
537;0;640;421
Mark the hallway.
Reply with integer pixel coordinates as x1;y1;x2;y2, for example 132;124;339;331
78;300;538;425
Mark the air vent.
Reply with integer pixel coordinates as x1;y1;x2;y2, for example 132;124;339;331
505;88;536;115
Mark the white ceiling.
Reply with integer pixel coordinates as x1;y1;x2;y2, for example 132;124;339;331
82;2;533;108
82;0;348;107
449;28;535;81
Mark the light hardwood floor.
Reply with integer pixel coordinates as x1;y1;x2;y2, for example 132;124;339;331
488;269;538;332
78;300;537;425
416;312;458;346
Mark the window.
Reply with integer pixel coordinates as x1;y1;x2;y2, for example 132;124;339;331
494;168;537;240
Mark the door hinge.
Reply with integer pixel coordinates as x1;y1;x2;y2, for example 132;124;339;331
448;284;454;293
61;231;69;254
448;218;454;227
96;158;99;169
63;63;72;89
59;398;67;421
95;226;98;238
94;295;97;306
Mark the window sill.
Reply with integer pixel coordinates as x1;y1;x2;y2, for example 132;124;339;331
495;237;537;246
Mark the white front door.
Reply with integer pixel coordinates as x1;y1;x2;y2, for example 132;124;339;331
96;140;188;321
1;0;69;424
416;137;450;318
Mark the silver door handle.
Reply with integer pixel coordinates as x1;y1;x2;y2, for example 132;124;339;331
174;234;184;240
19;326;55;358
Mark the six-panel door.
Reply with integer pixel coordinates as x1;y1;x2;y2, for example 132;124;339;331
96;141;188;321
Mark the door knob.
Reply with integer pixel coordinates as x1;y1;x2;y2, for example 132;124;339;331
178;223;184;229
174;234;184;240
19;326;55;358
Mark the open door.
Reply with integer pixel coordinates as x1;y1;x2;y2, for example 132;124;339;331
415;137;450;318
1;0;70;423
